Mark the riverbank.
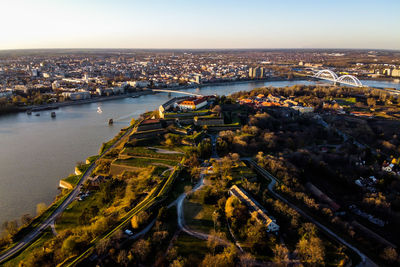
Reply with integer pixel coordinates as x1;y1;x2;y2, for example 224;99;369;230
22;90;155;112
4;76;400;116
1;77;399;236
0;77;304;115
2;76;400;116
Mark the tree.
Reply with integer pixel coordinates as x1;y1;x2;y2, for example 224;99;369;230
133;239;151;262
239;253;256;267
21;214;33;226
207;234;219;256
96;238;111;254
367;97;376;108
165;133;182;147
246;221;268;253
92;216;110;234
170;257;186;267
62;235;78;255
2;220;18;237
190;166;201;180
36;202;47;215
131;211;150;229
212;210;222;230
273;244;289;266
296;236;325;264
152;230;168;245
225;196;239;218
381;247;398;263
201;245;237;267
198;139;212;158
299;222;317;239
117;250;130;266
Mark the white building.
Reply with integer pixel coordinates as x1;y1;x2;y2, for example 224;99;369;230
62;91;91;100
128;81;149;88
112;86;125;94
229;185;279;233
177;97;207;110
292;106;314;113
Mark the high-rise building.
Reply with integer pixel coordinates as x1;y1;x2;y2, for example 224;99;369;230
249;67;264;79
32;69;39;77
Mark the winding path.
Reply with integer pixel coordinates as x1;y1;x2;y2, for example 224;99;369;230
175;170;228;246
175;133;227;243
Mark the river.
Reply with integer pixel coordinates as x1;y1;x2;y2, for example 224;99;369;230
0;79;399;226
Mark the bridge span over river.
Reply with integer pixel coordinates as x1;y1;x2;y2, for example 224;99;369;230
151;89;203;97
312;69;363;87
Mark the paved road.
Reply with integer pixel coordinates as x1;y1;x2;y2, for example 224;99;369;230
244;158;377;267
176;173;207;239
175;134;223;241
0;126;134;264
175;172;228;245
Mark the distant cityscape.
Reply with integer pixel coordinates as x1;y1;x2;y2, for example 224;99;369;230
0;50;399;110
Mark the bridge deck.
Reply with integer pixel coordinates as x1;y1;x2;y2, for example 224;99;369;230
152;89;203;97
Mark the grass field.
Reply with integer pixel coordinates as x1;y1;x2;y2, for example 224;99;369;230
334;97;357;106
55;193;103;232
231;161;257;181
122;146;183;161
86;155;99;164
114;157;179;168
75;163;90;174
183;198;215;235
61;175;80;186
175;232;209;263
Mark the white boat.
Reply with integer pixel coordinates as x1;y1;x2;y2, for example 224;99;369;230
97;106;102;114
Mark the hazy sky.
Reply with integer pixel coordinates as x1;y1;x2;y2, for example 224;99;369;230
0;0;399;50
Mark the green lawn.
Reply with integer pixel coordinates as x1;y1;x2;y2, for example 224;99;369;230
153;144;193;154
335;97;357;106
86;155;99;164
114;157;179;168
55;193;102;232
152;165;171;176
183;198;215;235
231;162;257;181
175;232;209;262
122;146;182;161
61;175;80;186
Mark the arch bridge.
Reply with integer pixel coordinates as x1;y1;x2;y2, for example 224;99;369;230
151;89;203;97
312;70;363;87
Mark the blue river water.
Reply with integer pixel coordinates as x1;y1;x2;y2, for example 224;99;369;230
0;79;398;226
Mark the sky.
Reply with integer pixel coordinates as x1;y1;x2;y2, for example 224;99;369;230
0;0;399;50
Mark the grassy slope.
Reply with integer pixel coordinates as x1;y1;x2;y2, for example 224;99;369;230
3;230;53;267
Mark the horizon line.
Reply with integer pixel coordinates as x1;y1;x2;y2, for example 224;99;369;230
1;47;400;52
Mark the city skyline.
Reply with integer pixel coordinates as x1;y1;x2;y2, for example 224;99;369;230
0;0;399;50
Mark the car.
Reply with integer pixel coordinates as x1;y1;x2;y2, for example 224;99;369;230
124;229;133;236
